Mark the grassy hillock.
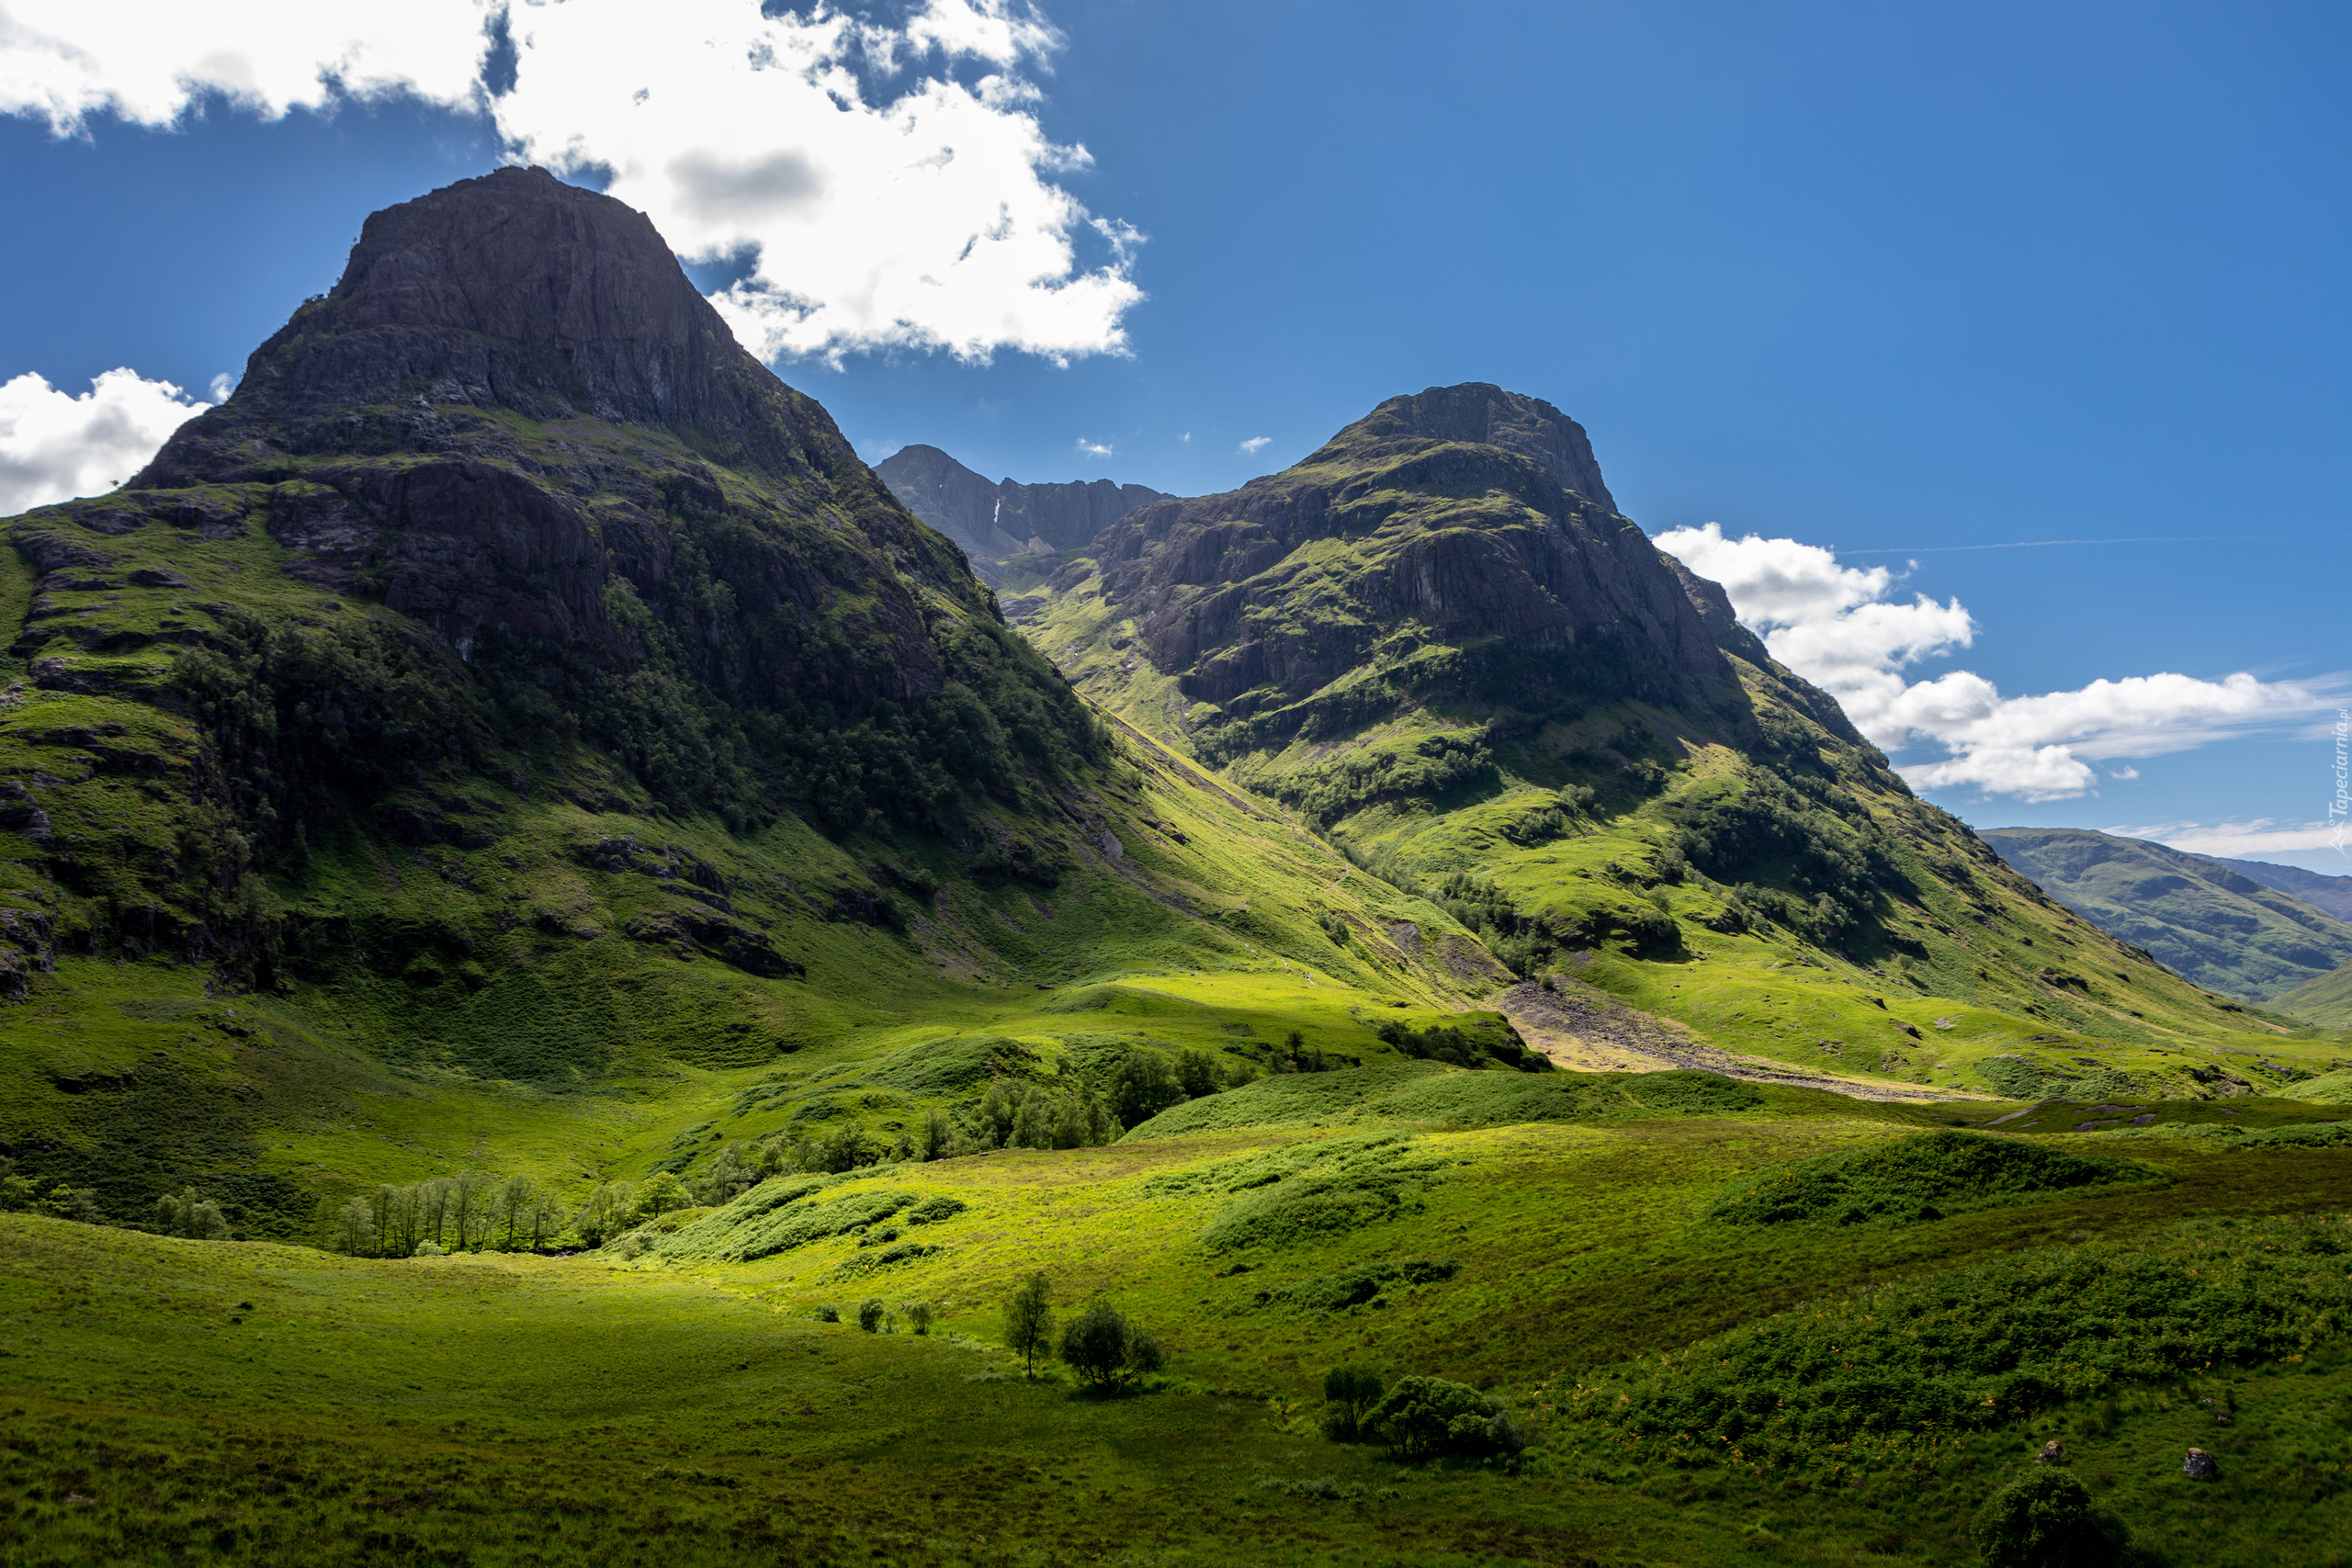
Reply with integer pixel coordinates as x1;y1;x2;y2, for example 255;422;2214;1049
1981;827;2352;1001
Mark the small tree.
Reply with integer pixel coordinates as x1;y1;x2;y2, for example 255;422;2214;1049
420;1176;456;1248
631;1170;691;1224
573;1181;635;1246
856;1297;888;1333
1107;1049;1184;1129
333;1197;376;1256
1011;1089;1053;1150
1174;1048;1222;1100
1057;1298;1164;1392
42;1185;102;1224
903;1301;936;1336
453;1169;497;1250
1003;1271;1056;1376
917;1108;956;1162
978;1080;1018;1148
1974;1469;2144;1568
1320;1365;1385;1441
499;1173;537;1247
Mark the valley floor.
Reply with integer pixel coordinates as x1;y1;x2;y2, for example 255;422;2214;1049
5;1077;2350;1566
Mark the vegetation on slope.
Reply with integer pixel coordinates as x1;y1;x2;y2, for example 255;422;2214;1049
1016;386;2344;1107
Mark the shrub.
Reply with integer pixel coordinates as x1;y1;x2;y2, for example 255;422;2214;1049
903;1301;936;1336
1973;1469;2148;1567
905;1194;968;1225
814;1303;840;1323
1364;1375;1522;1461
856;1298;888;1333
1057;1298;1164;1392
1712;1132;2160;1231
1320;1365;1385;1440
1257;1259;1458;1314
413;1240;446;1258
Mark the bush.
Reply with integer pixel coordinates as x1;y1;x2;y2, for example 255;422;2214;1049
1973;1469;2150;1567
1320;1365;1385;1441
413;1240;446;1258
903;1301;936;1336
814;1303;840;1323
1364;1375;1523;1461
1057;1298;1165;1392
856;1297;888;1333
905;1194;968;1225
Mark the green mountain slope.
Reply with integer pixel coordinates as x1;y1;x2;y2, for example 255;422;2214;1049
0;171;1505;1241
1980;828;2352;1001
1013;386;2330;1100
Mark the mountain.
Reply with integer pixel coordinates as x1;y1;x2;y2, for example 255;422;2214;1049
2189;852;2352;922
1978;828;2352;1002
1017;384;2316;1099
872;444;1168;585
0;169;1498;1235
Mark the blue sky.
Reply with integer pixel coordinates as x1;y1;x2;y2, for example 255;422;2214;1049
0;1;2344;864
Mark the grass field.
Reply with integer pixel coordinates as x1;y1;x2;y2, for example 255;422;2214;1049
6;1065;2350;1565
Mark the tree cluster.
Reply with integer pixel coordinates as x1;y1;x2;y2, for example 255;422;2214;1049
1001;1272;1164;1391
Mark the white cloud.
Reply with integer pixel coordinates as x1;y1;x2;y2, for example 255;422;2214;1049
0;0;1141;365
2115;818;2352;863
1238;435;1271;455
1074;437;1112;458
1656;521;2328;802
0;368;214;515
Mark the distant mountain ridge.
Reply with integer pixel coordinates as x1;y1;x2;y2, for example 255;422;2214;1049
1980;828;2352;1002
873;444;1168;585
2190;853;2352;922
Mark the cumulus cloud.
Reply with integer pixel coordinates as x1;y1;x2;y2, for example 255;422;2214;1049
0;0;1140;365
0;369;214;515
1074;437;1111;458
1656;522;2327;802
1238;435;1271;455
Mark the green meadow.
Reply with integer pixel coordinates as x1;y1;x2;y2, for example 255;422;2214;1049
6;1055;2351;1566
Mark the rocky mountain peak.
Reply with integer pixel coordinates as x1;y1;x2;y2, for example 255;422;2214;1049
1317;383;1619;513
133;167;804;489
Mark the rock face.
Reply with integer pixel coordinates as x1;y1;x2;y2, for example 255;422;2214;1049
122;165;990;712
873;444;1168;582
1067;383;1765;751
